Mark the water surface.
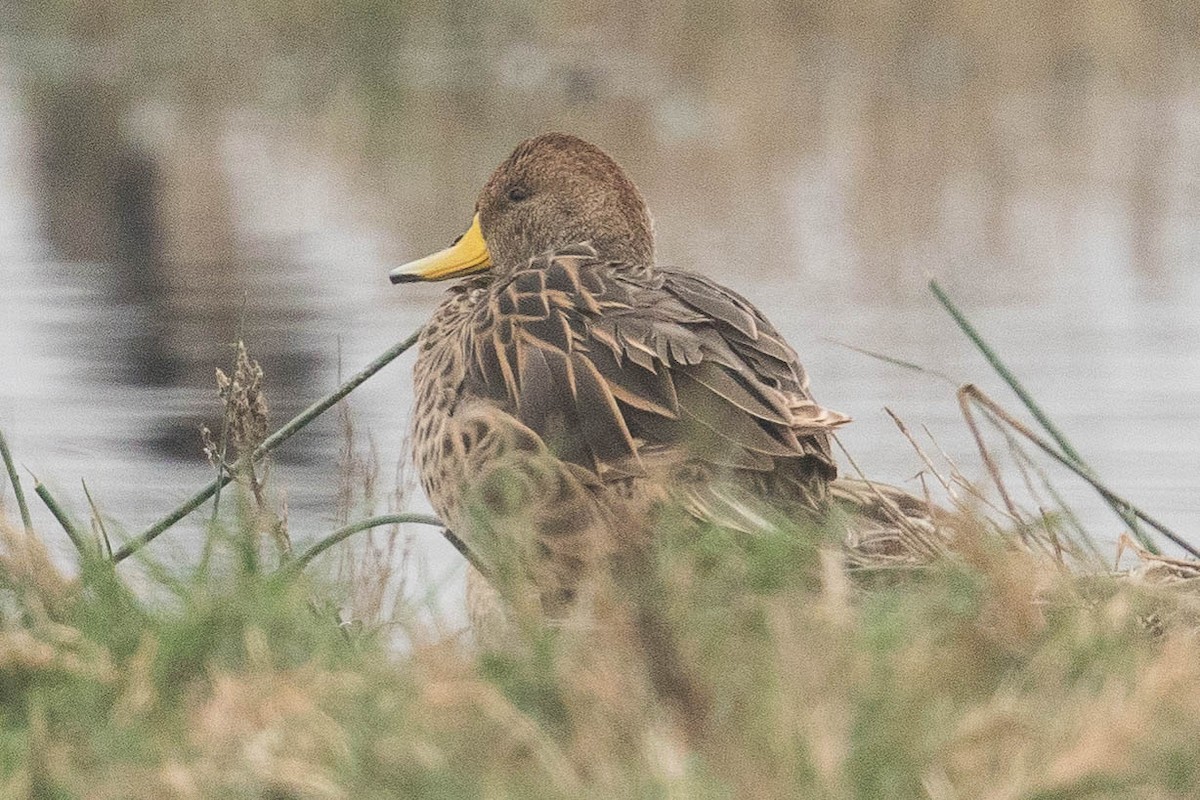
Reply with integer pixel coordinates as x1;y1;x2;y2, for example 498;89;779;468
1;8;1198;605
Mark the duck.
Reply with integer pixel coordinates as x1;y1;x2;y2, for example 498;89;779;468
391;132;853;627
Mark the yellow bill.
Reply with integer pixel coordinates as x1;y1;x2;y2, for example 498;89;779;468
389;214;492;284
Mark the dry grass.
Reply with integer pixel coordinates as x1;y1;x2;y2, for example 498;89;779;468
2;487;1200;799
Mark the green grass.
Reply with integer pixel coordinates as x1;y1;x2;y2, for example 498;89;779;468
1;501;1199;799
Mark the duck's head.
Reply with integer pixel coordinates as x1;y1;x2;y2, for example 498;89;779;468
390;133;653;284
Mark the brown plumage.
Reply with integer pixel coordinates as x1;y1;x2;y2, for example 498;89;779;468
394;133;850;625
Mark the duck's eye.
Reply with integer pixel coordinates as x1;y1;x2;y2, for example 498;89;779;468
507;186;531;203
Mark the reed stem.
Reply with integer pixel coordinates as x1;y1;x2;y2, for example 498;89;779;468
112;328;423;563
961;385;1182;556
34;480;89;557
930;280;1149;547
278;512;447;576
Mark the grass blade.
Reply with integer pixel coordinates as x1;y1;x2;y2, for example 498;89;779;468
81;479;113;559
0;427;33;534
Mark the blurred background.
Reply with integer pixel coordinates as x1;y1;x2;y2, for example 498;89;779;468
1;2;1198;600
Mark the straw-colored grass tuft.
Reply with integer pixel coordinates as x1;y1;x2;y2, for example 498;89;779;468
1;494;1200;797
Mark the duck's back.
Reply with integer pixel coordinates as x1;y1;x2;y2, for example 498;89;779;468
452;249;847;510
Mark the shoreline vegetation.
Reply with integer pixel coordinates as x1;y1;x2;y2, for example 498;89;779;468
1;282;1198;797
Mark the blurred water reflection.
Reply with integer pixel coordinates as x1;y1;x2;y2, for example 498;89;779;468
0;5;1197;596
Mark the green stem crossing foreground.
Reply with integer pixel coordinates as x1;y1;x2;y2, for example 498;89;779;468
111;328;423;563
278;513;446;577
929;279;1156;553
929;281;1086;465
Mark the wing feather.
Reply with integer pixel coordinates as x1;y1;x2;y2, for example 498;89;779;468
682;361;792;424
462;250;846;484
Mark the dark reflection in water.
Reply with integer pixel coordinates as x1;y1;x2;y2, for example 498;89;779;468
25;70;323;461
33;78;180;388
0;5;1198;595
